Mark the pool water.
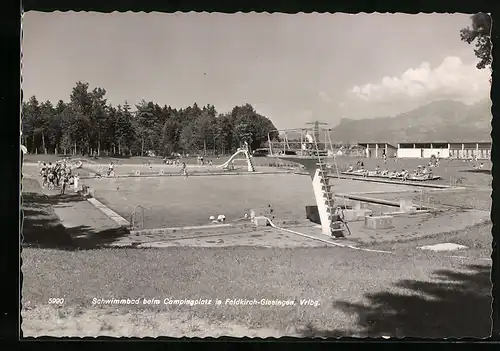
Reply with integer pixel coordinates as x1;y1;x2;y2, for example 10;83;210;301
84;174;417;229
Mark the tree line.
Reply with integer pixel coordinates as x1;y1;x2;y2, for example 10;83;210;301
22;81;279;157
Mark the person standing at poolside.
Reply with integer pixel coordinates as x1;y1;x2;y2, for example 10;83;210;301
107;161;114;176
73;173;80;193
60;173;68;195
181;162;188;177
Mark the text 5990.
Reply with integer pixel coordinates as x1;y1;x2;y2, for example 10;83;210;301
48;298;65;304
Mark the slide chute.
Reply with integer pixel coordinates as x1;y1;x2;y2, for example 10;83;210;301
219;147;255;172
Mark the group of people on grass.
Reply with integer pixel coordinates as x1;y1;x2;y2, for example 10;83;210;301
38;159;79;195
473;162;485;170
161;157;214;167
209;214;226;223
196;156;214;167
346;163;434;181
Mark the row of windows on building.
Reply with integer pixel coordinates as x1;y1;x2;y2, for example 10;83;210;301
357;142;492;159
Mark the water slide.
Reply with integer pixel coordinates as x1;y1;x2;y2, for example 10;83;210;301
219;148;255;172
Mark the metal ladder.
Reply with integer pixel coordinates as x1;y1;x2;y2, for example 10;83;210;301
130;205;145;230
246;151;256;172
311;131;348;237
244;142;256;172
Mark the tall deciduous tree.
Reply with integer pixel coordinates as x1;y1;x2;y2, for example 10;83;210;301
114;102;136;155
22;96;42;153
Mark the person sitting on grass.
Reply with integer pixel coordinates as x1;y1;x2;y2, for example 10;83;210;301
217;214;226;223
401;169;409;181
375;165;381;174
419;167;428;178
382;168;389;176
347;164;354;172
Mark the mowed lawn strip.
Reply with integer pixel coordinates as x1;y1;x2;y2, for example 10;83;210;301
370;221;492;259
22;246;491;337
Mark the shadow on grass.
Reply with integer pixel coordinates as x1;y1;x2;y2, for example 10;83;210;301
298;264;491;338
21;181;130;250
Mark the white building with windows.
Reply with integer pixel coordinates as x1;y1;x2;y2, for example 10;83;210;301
396;141;491;159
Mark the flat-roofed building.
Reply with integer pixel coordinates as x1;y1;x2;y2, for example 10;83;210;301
357;142;398;158
396;141;491;159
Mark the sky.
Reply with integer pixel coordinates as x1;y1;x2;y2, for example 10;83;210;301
22;12;491;130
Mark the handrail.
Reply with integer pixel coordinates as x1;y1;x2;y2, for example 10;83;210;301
130;205;145;229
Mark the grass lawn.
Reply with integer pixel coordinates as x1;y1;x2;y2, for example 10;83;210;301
372;220;492;259
21;246;491;338
23;153;298;168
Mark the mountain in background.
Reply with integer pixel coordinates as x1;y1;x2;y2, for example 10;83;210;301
329;99;492;145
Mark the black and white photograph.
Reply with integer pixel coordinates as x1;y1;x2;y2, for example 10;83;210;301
20;11;492;338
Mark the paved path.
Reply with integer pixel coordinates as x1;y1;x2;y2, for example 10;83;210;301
25;177;124;244
51;199;121;238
